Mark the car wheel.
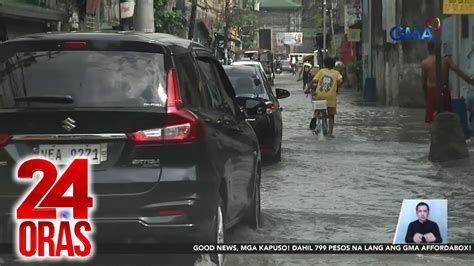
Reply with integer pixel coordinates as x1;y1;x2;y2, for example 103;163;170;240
275;145;282;162
269;144;282;163
210;197;225;266
245;170;261;229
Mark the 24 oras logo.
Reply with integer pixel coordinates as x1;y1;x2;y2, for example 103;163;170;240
13;158;95;261
390;17;442;41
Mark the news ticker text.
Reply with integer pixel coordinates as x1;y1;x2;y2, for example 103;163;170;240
0;244;472;254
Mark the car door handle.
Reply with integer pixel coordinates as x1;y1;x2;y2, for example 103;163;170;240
245;118;256;122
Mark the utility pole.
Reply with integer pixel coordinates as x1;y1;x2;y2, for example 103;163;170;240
434;1;443;113
188;0;198;40
331;0;335;36
223;0;230;64
134;0;154;32
323;0;327;60
367;0;372;78
453;15;461;98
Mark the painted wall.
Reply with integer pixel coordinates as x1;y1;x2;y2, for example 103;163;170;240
442;15;474;99
362;0;439;107
258;9;302;54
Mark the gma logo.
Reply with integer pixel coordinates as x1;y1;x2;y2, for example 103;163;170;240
389;17;441;42
390;26;434;41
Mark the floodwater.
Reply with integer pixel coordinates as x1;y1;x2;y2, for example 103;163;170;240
224;73;474;265
1;73;472;266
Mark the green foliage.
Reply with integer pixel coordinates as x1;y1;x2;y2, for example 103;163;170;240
230;0;259;49
153;0;187;34
348;61;362;76
348;60;363;89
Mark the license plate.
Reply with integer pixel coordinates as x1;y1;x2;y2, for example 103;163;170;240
38;144;107;165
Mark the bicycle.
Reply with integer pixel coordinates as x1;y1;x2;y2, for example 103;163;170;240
311;100;329;136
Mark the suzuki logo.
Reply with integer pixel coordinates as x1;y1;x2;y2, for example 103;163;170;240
62;117;76;131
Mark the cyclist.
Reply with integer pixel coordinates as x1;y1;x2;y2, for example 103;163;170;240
299;62;313;91
304;57;343;138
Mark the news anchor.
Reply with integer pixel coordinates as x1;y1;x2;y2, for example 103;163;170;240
405;202;442;243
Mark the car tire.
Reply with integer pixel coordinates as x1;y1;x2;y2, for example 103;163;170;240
269;144;282;163
210;197;225;266
245;169;261;230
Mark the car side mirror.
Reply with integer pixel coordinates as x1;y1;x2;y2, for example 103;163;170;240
275;88;290;99
235;97;267;117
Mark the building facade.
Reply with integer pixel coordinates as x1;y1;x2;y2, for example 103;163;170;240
81;0;121;31
362;0;444;107
442;14;474;99
258;0;303;55
0;0;66;41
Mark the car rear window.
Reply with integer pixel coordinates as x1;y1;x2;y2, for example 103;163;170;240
225;69;267;99
0;50;166;108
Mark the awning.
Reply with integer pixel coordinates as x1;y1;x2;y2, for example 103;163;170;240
0;0;64;21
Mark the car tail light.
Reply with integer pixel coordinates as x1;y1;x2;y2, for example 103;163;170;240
166;68;182;108
265;102;278;114
128;68;203;144
159;210;185;216
0;133;11;146
260;147;273;155
63;41;87;49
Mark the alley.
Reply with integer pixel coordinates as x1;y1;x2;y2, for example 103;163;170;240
224;72;474;265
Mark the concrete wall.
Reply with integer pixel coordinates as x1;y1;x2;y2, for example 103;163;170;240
2;17;46;39
443;15;474;99
363;0;437;107
398;0;435;107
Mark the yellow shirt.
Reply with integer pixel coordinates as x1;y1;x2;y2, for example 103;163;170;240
312;68;343;107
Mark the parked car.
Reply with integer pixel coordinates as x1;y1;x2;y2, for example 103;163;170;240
0;32;263;265
235;49;275;85
223;65;290;162
232;60;274;85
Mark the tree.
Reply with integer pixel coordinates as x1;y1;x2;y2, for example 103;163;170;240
188;0;198;39
153;0;186;35
230;0;258;49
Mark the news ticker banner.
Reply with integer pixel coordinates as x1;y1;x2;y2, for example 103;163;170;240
0;244;472;255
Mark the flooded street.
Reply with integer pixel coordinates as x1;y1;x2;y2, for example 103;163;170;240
225;73;474;265
1;73;472;266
